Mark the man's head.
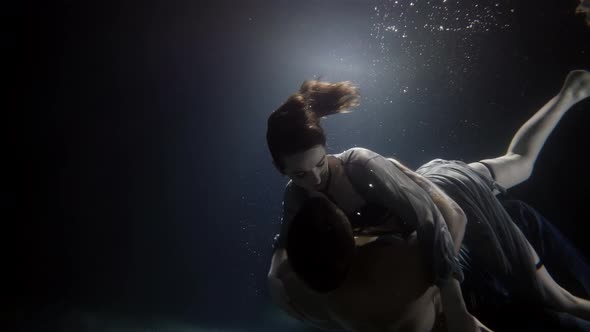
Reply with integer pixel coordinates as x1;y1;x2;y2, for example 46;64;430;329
286;194;356;293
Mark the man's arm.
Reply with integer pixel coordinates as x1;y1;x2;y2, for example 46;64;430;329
269;183;343;330
267;249;343;331
267;249;308;322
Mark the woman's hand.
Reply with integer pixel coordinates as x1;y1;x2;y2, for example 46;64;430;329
473;316;495;332
439;278;495;332
354;235;379;246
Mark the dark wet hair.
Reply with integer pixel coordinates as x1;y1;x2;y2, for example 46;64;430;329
286;195;356;293
266;80;360;171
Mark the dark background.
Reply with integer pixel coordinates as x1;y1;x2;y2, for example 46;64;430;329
14;0;590;331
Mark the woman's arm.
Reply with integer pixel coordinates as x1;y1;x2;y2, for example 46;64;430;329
345;149;461;288
438;279;496;332
388;160;500;331
389;159;466;254
469;70;590;189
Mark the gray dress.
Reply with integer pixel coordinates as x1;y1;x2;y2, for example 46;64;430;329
415;159;541;300
417;159;590;331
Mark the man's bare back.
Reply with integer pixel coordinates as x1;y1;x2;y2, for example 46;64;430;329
274;234;446;332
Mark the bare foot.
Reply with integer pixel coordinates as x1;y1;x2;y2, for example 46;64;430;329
560;69;590;104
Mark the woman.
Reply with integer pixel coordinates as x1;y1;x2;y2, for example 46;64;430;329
266;70;590;331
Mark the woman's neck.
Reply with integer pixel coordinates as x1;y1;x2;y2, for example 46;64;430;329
320;156;366;215
317;155;337;192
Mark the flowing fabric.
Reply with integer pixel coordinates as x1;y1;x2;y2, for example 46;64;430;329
417;159;590;331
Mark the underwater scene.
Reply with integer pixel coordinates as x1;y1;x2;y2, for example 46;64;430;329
20;0;590;331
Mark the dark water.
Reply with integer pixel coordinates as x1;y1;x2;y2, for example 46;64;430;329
17;0;590;331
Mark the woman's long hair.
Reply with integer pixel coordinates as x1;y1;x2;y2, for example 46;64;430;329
266;80;360;171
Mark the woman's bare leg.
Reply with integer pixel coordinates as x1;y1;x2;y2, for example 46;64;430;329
469;70;590;190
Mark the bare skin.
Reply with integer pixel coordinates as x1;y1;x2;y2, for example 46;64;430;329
325;233;435;332
268;232;436;332
269;230;492;332
469;70;590;190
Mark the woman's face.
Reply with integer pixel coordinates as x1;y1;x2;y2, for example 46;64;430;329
282;145;330;191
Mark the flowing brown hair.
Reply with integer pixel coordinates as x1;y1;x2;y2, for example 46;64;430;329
266;80;360;171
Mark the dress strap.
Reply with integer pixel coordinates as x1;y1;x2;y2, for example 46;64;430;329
478;161;508;195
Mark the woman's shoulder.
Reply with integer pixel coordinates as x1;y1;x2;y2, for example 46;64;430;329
335;147;382;165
